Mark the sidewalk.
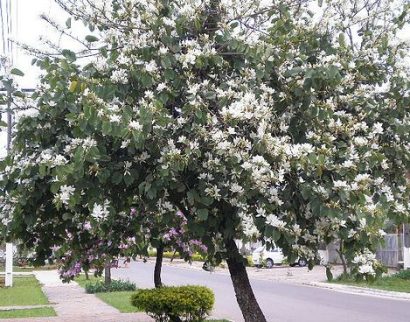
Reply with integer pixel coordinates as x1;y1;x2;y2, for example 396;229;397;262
1;270;154;322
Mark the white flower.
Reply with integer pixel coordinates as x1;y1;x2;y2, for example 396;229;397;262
129;121;143;131
227;127;236;135
157;83;167;91
58;185;75;205
144;90;154;99
354;137;368;146
110;69;128;84
230;183;244;194
372;122;383;135
121;139;131;149
341;160;354;168
358;264;375;275
145;60;158;73
162;17;175;27
159;47;169;54
333;180;348;189
256;207;266;217
91;200;110;220
53;155;68;166
204;185;221;200
109;115;121;123
355;174;371;183
83;138;97;149
124;161;132;176
265;214;286;229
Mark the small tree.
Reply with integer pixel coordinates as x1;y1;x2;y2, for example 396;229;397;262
1;1;410;321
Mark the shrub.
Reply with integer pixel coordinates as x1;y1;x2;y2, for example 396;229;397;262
131;285;214;322
148;251;206;262
85;279;136;294
392;269;410;280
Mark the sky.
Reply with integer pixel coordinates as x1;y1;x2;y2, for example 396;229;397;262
7;0;72;88
0;0;75;157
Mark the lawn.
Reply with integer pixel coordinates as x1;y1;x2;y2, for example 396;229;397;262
74;275;231;319
0;265;59;273
96;291;140;313
0;307;56;319
0;276;50;306
75;274;101;288
332;270;410;293
74;275;140;313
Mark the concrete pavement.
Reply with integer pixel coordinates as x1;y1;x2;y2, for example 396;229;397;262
0;270;153;322
112;260;410;322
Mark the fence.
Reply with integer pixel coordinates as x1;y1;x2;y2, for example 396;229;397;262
376;234;402;268
327;234;402;268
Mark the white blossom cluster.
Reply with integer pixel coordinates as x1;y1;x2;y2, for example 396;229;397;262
352;249;379;277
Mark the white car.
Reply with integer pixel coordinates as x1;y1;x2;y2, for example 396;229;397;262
252;246;307;268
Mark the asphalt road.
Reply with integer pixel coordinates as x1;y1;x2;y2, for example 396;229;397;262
112;261;410;322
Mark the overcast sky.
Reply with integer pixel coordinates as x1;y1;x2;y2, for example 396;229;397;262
10;0;71;88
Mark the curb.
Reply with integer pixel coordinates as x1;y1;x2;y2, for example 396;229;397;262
303;281;410;301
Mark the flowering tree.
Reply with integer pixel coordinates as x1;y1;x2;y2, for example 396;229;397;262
1;0;410;321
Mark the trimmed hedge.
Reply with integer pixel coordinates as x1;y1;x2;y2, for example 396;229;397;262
148;251;206;262
85;279;136;294
131;285;214;322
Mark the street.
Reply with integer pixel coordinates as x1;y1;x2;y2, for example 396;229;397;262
112;260;410;322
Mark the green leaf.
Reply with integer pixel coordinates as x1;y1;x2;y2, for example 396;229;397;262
65;18;72;28
338;33;346;47
85;35;99;43
112;172;123;185
69;80;78;92
197;209;209;221
271;229;281;242
0;120;7;127
201;196;213;207
10;68;24;76
124;174;134;187
62;49;77;61
62;213;73;220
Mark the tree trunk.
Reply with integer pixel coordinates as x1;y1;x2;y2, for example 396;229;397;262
154;242;164;288
170;249;177;262
104;260;112;286
225;238;267;322
337;241;348;276
85;270;89;280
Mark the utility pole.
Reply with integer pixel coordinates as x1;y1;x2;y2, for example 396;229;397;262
5;85;13;287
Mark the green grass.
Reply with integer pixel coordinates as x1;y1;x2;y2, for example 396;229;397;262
96;291;140;313
0;307;56;319
332;270;410;293
74;274;103;287
74;275;140;313
0;265;58;272
0;276;49;306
